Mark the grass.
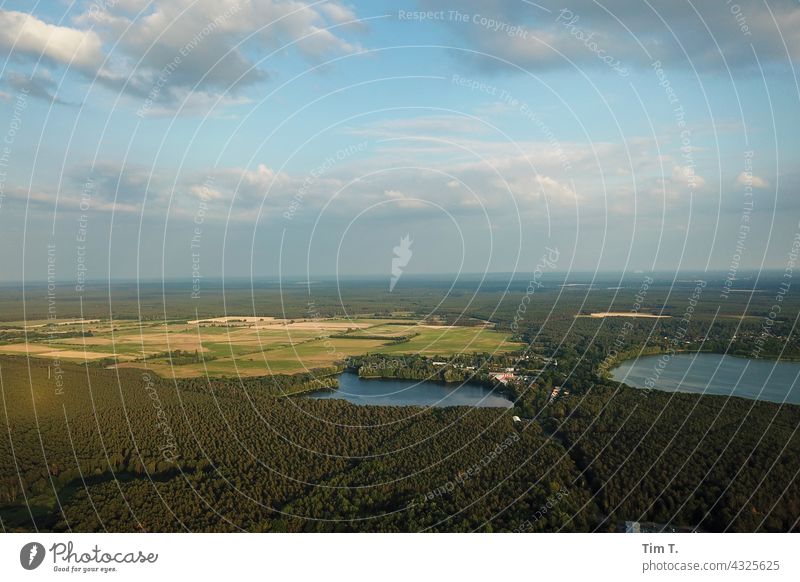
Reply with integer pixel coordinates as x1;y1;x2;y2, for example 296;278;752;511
376;326;516;355
0;317;519;378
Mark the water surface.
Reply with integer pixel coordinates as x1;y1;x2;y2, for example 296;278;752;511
611;353;800;405
307;372;513;408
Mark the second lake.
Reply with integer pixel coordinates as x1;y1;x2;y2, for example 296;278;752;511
611;352;800;405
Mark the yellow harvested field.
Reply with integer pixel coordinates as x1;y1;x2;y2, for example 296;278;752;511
281;321;376;330
0;343;55;354
41;350;132;360
57;337;118;346
188;316;283;325
119;332;201;341
54;319;102;326
579;312;670;319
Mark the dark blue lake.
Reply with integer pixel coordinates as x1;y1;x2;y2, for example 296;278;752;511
612;353;800;405
307;372;514;408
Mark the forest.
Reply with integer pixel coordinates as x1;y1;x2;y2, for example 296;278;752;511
1;350;797;532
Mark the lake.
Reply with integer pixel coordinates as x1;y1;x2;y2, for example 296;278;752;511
307;372;514;408
611;352;800;405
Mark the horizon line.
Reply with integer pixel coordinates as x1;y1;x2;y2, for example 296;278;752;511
0;269;784;286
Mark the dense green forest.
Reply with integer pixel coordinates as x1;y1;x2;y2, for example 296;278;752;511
1;353;797;532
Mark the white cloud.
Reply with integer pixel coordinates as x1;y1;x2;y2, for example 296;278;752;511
139;89;252;117
535;175;578;204
0;10;104;71
736;171;770;189
82;0;362;86
383;189;427;209
318;3;359;25
0;70;75;105
5;112;719;226
2;1;365;115
671;165;706;191
420;0;800;72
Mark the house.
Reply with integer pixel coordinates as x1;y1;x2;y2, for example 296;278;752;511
490;372;516;384
512;416;522;423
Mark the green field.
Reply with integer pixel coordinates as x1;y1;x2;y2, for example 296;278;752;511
0;316;519;377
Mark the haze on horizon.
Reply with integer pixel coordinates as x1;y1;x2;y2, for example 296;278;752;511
0;0;798;284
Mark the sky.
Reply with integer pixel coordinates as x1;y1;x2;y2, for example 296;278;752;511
0;0;798;285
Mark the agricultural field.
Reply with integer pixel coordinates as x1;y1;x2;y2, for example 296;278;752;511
577;312;671;319
0;316;519;378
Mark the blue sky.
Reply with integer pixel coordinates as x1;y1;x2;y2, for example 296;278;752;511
0;0;798;283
